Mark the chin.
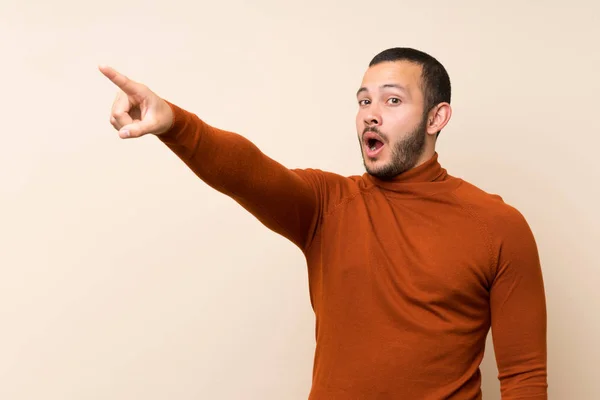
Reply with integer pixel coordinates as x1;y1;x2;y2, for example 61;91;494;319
363;157;394;178
366;166;395;180
364;156;387;169
363;153;415;179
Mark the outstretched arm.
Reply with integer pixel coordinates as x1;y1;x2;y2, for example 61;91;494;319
489;208;548;399
100;65;324;251
158;101;325;250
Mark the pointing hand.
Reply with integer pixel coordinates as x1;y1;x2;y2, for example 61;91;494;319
99;65;173;139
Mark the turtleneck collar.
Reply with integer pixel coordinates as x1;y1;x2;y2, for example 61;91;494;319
363;152;461;196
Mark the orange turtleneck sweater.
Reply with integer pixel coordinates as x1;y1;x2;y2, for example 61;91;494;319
158;101;548;399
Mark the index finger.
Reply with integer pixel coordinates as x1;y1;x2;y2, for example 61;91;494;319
98;65;139;95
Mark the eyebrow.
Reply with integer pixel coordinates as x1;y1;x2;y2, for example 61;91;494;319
356;84;407;97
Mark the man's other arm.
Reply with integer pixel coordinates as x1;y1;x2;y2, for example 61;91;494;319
489;206;548;399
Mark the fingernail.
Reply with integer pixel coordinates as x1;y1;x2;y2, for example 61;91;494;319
120;129;130;138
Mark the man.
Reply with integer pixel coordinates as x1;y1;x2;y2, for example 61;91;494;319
100;47;547;399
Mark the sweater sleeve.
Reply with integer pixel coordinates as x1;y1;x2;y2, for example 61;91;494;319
488;207;548;399
156;101;324;251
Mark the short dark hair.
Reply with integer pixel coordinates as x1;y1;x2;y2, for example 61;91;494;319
369;47;451;135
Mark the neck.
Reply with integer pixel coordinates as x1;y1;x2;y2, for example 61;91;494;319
411;146;436;172
363;151;461;197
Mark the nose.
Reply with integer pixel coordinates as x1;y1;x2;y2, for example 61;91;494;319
364;108;381;127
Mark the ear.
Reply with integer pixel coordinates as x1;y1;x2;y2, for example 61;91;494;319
426;102;452;136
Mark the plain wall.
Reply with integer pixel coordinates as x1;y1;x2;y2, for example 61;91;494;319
1;1;598;399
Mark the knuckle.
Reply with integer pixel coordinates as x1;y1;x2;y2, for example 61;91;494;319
113;109;125;119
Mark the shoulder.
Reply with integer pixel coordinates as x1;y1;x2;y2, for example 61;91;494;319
451;178;539;270
290;167;367;214
290;167;364;192
452;179;533;233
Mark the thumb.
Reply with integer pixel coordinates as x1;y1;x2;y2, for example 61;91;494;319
118;118;157;139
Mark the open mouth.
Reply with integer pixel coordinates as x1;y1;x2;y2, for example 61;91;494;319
363;132;385;156
367;138;384;151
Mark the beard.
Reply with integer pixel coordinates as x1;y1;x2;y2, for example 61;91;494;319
361;115;428;180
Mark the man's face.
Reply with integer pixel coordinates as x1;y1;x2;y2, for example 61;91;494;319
356;61;429;179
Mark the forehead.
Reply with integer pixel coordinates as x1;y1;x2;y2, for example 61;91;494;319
359;61;423;95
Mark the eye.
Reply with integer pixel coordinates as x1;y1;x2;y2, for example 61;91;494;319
358;99;371;106
387;97;401;105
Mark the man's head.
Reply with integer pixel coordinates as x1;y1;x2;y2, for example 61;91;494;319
356;47;452;179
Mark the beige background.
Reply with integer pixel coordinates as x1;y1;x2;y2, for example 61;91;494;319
1;1;598;399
